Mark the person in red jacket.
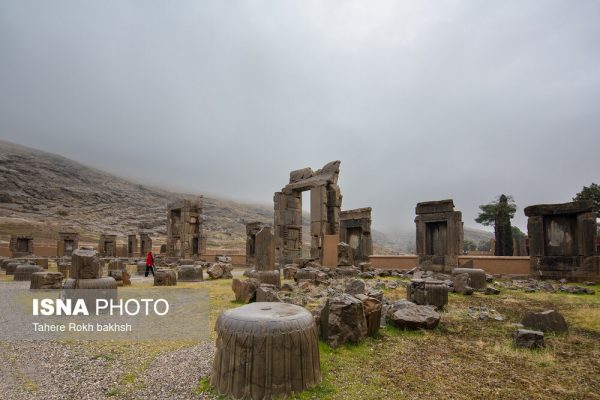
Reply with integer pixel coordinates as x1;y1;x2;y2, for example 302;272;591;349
145;251;155;277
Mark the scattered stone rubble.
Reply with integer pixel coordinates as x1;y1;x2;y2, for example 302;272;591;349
494;279;595;294
521;310;568;333
514;329;545;349
232;259;445;348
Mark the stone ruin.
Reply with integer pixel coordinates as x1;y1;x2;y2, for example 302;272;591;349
415;199;463;272
235;226;280;294
64;248;118;312
57;231;79;257
274;161;342;265
339;207;373;263
9;235;33;257
525;200;600;281
127;234;138;257
128;231;153;257
211;302;321;399
245;221;266;267
166;198;206;259
98;234;118;257
139;231;153;256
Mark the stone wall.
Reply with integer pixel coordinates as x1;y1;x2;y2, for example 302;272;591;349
274;161;342;265
414;199;463;271
166;198;206;259
339;207;373;263
525;200;599;281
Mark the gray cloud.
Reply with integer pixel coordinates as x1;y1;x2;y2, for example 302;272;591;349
1;0;599;232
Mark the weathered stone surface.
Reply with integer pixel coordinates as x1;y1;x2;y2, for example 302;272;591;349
388;300;440;330
559;285;595;294
339;208;373;263
63;277;118;313
211;302;321;399
513;329;544;349
108;269;131;286
332;265;360;278
57;261;71;278
108;259;125;270
178;265;204;281
452;273;473;295
30;272;63;289
452;268;486;290
337;242;354;267
521;310;568;333
415;200;463;272
5;261;19;275
295;267;323;282
524;201;594;216
232;278;260;303
358;262;373;272
283;264;299;279
256;284;281;302
294;258;314;268
322;294;368;348
344;278;366;296
207;262;233;279
484;286;500;295
33;258;49;269
255;226;275;271
354;294;382;336
136;261;147;275
154;269;177;286
14;264;44;281
71;248;102;279
526;200;600;281
166;199;205;258
406;279;448;309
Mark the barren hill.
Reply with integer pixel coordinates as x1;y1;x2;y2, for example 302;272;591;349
0;140;491;252
0;140;272;248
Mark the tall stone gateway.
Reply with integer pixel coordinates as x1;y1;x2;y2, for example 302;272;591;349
246;222;266;267
525;200;600;281
339;207;373;263
166;198;206;259
98;234;118;257
415;199;464;272
274;161;342;265
127;234;138;257
139;231;153;256
9;235;34;257
57;231;79;257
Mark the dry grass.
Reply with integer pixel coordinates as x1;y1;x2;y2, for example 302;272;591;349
290;283;600;400
3;267;599;399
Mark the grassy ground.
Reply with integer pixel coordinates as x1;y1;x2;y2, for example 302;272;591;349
287;284;600;400
3;264;599;399
200;277;600;400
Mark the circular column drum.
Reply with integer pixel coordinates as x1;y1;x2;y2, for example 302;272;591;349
211;302;321;399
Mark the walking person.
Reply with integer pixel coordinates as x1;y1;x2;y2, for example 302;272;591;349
145;251;155;277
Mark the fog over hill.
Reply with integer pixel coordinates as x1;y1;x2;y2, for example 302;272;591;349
0;140;491;252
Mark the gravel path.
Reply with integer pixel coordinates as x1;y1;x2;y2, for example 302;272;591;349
0;340;217;399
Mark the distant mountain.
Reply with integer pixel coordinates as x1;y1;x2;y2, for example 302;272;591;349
0;140;492;252
0;140;272;247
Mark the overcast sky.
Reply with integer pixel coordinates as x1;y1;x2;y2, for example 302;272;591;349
1;1;599;233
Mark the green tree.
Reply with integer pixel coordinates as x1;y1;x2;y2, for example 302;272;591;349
475;194;517;256
477;239;491;252
573;183;600;213
463;239;477;253
512;226;526;239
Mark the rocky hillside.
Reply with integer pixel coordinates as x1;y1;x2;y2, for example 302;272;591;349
0;140;272;247
0;140;491;252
